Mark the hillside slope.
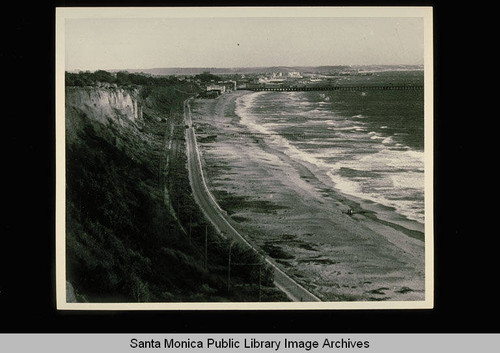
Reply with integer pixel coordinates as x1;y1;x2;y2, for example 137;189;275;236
64;74;286;303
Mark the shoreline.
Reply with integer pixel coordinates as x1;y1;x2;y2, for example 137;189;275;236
191;90;425;301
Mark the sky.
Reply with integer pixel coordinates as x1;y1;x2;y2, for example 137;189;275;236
64;13;425;71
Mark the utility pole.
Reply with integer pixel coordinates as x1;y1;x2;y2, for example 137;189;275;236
227;242;233;293
188;213;192;245
204;224;208;271
259;263;262;302
158;157;161;189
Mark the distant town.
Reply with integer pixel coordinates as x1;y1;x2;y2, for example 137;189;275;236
184;68;376;97
66;65;424;96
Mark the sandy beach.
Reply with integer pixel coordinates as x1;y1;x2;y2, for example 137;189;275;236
190;90;425;301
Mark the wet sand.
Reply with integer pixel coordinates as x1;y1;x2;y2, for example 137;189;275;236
190;90;425;301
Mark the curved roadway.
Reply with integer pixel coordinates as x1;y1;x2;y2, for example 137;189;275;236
184;98;320;302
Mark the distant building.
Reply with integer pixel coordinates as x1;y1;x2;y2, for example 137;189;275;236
288;71;303;78
258;77;284;84
206;84;226;93
225;80;237;91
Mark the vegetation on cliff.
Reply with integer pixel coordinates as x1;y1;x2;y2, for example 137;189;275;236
66;70;181;87
65;70;286;302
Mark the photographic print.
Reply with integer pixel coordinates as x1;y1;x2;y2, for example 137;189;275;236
56;7;433;309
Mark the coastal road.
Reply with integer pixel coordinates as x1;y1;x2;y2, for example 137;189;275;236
184;98;321;302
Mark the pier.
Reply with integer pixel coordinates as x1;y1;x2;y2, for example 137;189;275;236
244;85;423;92
231;132;306;139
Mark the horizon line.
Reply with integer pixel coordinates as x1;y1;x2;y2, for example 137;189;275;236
67;64;424;72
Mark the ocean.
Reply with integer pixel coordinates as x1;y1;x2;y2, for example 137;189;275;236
234;70;425;227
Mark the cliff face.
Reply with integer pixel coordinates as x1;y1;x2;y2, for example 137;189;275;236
64;83;206;303
64;82;279;303
64;85;160;302
65;87;143;132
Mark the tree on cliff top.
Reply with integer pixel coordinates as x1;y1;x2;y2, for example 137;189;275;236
66;70;182;87
194;72;221;82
